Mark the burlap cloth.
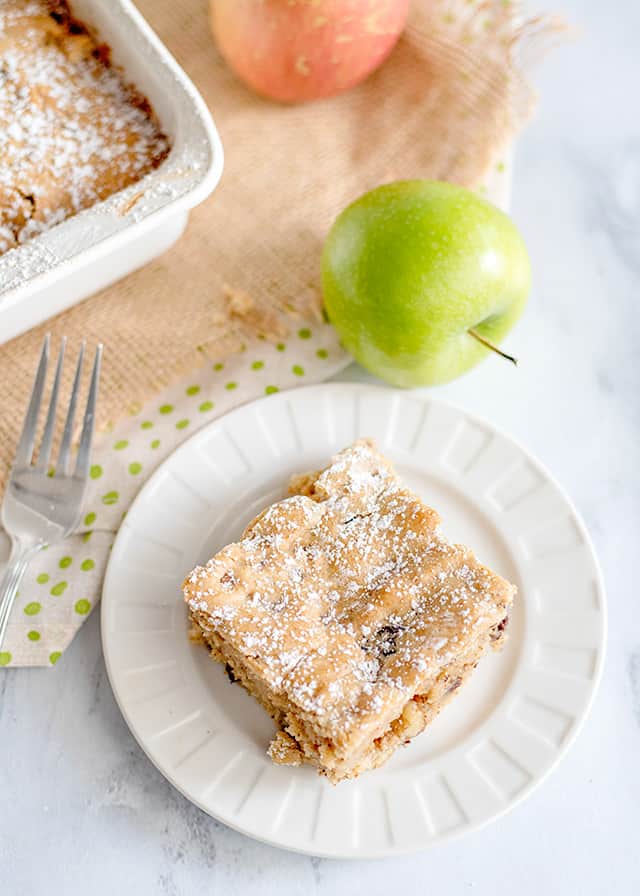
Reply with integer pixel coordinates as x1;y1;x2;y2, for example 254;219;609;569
0;0;564;488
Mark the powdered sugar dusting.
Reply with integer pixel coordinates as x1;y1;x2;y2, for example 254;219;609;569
0;0;169;253
184;439;515;741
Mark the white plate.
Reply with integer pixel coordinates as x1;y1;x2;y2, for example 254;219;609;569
102;384;606;858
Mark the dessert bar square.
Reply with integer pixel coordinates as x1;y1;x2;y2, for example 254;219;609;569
184;439;515;783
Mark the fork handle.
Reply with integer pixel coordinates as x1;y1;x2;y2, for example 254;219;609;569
0;538;43;650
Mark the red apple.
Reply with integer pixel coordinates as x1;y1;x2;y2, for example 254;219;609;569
210;0;410;103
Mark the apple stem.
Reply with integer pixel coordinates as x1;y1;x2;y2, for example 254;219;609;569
468;329;518;366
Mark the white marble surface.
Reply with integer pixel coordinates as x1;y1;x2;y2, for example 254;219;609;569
3;0;640;892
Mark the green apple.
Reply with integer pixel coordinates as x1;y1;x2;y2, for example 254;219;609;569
321;180;531;386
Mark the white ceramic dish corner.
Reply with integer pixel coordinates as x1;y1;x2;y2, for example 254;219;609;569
101;383;606;858
0;0;223;345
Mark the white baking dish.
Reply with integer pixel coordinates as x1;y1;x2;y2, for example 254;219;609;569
0;0;223;345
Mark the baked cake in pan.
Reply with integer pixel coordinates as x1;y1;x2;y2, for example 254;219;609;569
0;0;169;254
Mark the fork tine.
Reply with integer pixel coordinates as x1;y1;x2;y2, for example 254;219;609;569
14;334;50;468
57;342;85;475
35;337;66;471
74;344;102;480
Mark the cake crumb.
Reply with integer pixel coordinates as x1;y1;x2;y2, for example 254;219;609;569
268;731;303;766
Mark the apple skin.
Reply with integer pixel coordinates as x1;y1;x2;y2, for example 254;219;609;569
321;181;531;387
210;0;410;103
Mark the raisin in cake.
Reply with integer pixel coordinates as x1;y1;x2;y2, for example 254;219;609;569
184;439;515;783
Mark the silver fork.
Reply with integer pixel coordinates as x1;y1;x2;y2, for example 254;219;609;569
0;335;102;649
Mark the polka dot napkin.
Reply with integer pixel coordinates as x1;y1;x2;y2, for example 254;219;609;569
0;322;348;667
